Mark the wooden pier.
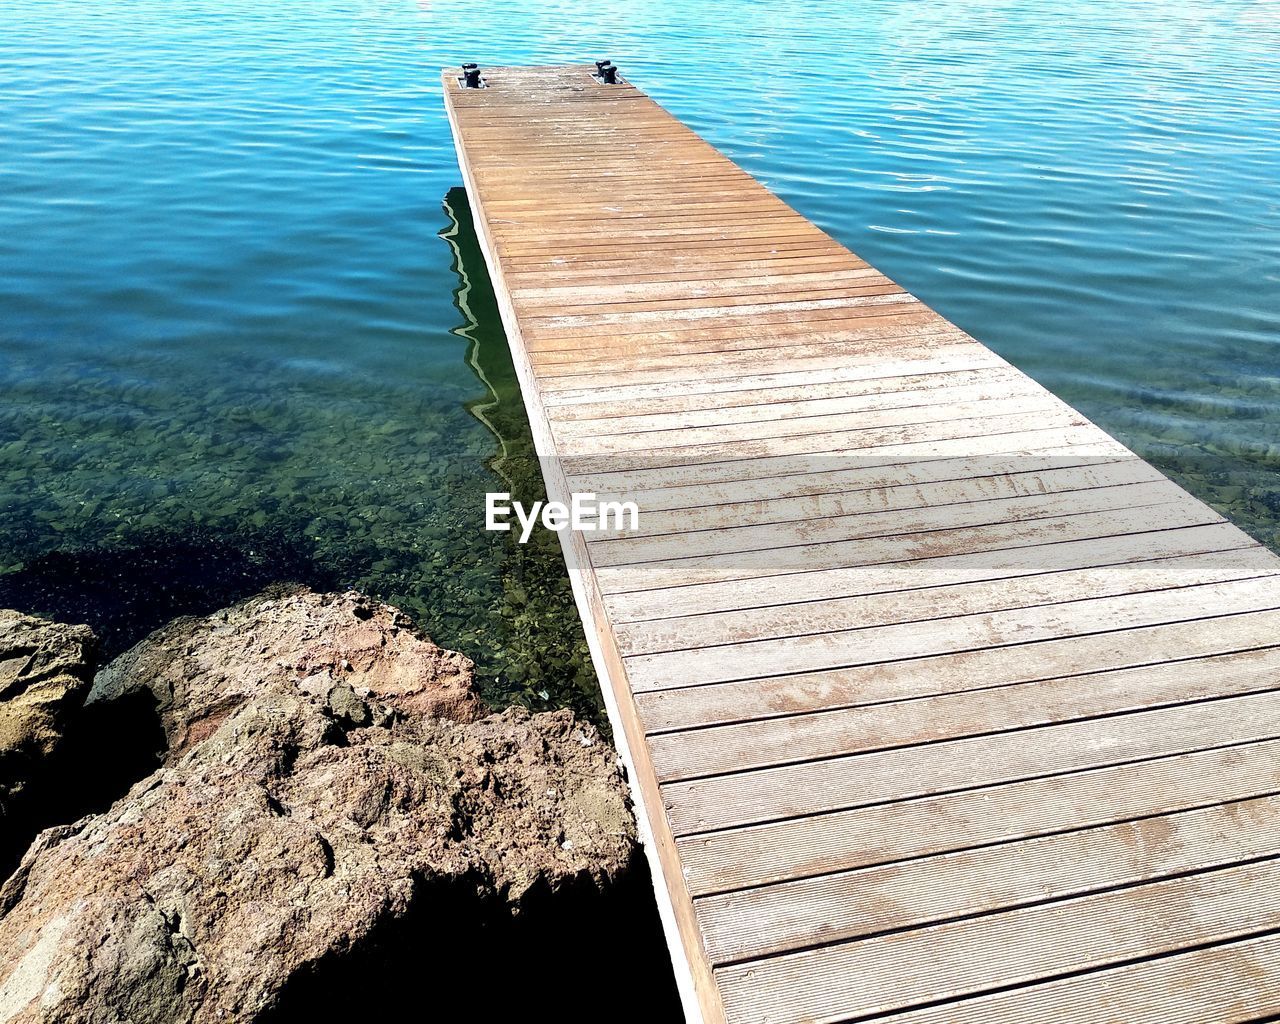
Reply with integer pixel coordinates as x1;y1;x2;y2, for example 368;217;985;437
444;65;1280;1023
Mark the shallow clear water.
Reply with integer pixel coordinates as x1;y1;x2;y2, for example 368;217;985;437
2;0;1278;713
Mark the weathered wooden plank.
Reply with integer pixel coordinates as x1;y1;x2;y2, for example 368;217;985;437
503;241;849;270
540;347;1007;405
621;546;1275;659
524;285;908;320
626;574;1280;692
563;407;1092;479
512;268;888;305
600;458;1163;547
561;392;1068;456
597;500;1220;593
698;795;1280;964
532;326;971;378
612;521;1254;624
532;322;965;362
545;365;1007;423
538;344;997;394
611;461;1164;546
876;931;1280;1023
547;367;1024;430
563;424;1122;495
500;229;836;260
530;321;962;370
714;858;1280;1024
651;645;1280;782
677;737;1280;896
577;444;1130;513
638;604;1280;734
663;687;1280;835
510;254;866;283
532;323;953;380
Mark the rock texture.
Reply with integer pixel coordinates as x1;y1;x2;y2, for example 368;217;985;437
0;589;635;1024
88;585;484;751
0;610;96;817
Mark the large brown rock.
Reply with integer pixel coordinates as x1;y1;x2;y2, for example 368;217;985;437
0;589;635;1024
0;610;96;817
87;586;485;752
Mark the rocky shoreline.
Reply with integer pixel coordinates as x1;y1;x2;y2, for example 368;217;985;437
0;609;97;833
0;589;676;1022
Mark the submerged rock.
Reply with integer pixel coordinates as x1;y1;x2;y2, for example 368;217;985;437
0;610;96;820
0;589;635;1024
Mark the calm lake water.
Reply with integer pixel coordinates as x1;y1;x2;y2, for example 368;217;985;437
2;0;1278;716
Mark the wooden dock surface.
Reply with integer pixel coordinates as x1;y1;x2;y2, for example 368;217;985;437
443;65;1280;1023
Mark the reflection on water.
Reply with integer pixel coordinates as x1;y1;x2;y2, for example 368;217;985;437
443;189;529;489
440;188;600;720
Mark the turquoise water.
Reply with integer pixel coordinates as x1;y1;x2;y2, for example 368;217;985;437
2;0;1278;713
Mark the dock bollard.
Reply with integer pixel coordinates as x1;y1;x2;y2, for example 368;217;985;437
595;59;619;84
461;63;482;88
